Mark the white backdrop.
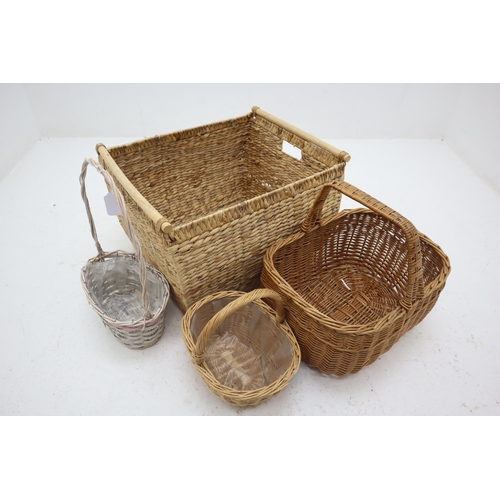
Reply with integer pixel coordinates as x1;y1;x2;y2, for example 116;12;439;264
445;84;500;192
23;83;462;139
0;84;39;180
1;83;499;192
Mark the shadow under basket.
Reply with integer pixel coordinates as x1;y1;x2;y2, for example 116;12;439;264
182;289;301;407
261;180;451;376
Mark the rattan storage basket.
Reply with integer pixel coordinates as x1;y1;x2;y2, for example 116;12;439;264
80;159;170;349
261;180;451;376
182;289;301;407
97;106;350;312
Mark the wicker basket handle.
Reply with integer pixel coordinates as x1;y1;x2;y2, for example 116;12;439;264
80;158;152;318
192;289;285;366
302;180;424;310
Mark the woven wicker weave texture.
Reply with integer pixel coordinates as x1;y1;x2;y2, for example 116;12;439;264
182;289;301;407
80;159;170;349
261;180;451;376
97;107;350;312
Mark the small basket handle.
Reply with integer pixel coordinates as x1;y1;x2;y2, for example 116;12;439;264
301;180;424;310
192;289;285;366
80;158;152;318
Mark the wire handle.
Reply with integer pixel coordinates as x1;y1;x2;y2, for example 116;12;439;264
301;180;424;310
80;158;151;318
192;289;285;366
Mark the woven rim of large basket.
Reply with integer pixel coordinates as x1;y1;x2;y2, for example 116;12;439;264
263;208;451;335
100;112;348;243
181;290;301;401
81;250;170;329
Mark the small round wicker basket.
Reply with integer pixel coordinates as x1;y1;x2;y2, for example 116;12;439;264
80;159;170;349
182;289;301;407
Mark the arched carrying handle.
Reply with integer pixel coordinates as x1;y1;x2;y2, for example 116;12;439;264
301;180;424;310
80;158;152;318
192;289;285;366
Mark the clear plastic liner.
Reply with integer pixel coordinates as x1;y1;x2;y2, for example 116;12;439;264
85;255;165;322
191;298;294;391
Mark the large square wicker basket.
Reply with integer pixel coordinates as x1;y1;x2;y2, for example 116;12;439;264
97;106;350;312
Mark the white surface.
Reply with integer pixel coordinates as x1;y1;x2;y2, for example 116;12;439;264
0;84;39;181
1;137;499;415
23;83;462;139
445;83;500;193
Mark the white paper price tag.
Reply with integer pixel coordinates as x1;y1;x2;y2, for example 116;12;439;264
104;192;122;216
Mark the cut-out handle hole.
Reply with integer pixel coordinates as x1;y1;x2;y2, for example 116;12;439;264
282;140;302;160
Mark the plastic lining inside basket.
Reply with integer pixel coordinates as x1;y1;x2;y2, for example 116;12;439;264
190;297;294;391
83;254;167;323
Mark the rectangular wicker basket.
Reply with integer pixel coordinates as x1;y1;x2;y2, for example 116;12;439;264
97;106;350;312
261;180;451;376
